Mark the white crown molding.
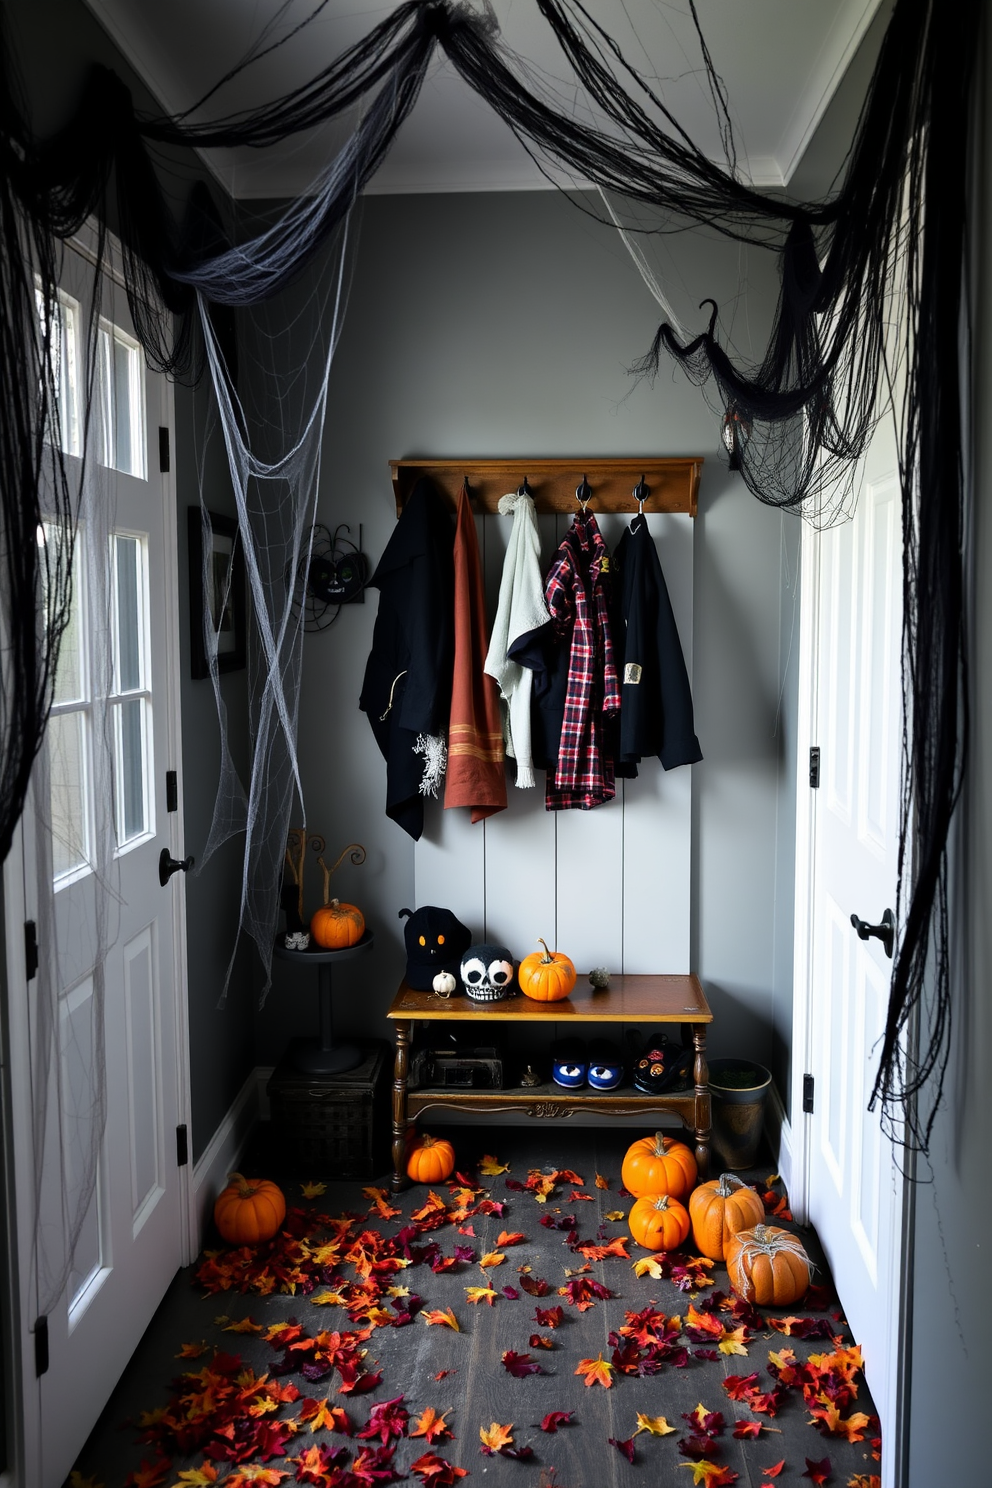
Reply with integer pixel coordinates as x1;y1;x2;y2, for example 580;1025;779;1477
777;0;885;185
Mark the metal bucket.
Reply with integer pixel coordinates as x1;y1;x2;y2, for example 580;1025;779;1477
708;1058;772;1171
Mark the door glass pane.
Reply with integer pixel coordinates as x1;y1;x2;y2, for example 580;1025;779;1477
49;711;89;880
43;522;84;706
118;698;146;843
114;535;142;691
114;338;135;475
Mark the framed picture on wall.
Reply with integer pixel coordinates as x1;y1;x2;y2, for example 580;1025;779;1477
188;507;247;679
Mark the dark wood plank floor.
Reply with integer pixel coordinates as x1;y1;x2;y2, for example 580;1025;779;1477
68;1125;882;1488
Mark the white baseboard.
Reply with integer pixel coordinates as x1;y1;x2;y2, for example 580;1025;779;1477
764;1078;793;1199
191;1066;273;1251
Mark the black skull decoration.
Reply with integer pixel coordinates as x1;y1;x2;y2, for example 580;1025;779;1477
460;943;516;1002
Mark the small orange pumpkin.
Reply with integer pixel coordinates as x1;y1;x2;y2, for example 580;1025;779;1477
406;1132;456;1184
689;1173;766;1261
725;1224;813;1307
621;1131;697;1200
518;939;577;1002
214;1173;286;1245
311;898;365;949
629;1192;691;1252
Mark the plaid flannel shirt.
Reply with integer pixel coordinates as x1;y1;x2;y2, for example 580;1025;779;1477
544;510;620;810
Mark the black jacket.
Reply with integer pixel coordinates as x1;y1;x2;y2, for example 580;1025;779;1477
359;478;454;838
611;516;702;775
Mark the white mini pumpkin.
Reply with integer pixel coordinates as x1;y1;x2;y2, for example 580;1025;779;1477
432;970;458;997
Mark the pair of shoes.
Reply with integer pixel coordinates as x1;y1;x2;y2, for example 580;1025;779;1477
631;1035;693;1095
552;1038;624;1091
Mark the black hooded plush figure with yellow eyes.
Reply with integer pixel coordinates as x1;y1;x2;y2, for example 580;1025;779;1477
399;906;472;991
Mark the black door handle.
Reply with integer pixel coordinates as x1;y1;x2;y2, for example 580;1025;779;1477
159;848;194;887
850;907;895;959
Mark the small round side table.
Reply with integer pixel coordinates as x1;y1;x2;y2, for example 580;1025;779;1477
273;930;374;1074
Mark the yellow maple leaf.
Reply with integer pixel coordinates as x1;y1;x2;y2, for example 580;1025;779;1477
479;1421;514;1453
632;1256;665;1279
718;1326;750;1356
478;1154;510;1175
386;1284;411;1299
480;1251;506;1269
765;1173;781;1186
311;1289;348;1307
300;1180;327;1198
595;1173;610;1190
574;1355;614;1388
422;1307;460;1330
222;1316;263;1334
465;1285;499;1306
605;1209;626;1222
633;1413;676;1437
168;1470;219;1487
680;1463;734;1486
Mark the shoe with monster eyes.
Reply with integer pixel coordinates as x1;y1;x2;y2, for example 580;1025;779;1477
552;1037;587;1089
631;1034;693;1095
587;1038;624;1090
459;944;517;1002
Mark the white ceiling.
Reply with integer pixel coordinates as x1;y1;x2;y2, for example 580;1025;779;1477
83;0;882;198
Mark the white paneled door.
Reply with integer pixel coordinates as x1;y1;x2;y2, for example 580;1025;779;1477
798;421;905;1482
3;242;190;1488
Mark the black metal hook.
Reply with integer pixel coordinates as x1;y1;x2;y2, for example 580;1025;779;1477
575;474;592;509
517;476;533;498
633;474;650;511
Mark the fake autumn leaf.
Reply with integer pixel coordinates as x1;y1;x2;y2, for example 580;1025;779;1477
529;1333;555;1349
124;1461;171;1488
559;1276;613;1311
605;1210;627;1222
478;1154;510;1175
846;1478;881;1488
535;1411;575;1433
168;1469;219;1486
609;1437;636;1462
410;1407;454;1444
575;1236;630;1261
760;1464;785;1479
409;1452;468;1485
679;1464;739;1486
632;1256;665;1279
595;1173;610;1190
496;1231;526;1247
634;1414;677;1437
176;1340;211;1358
300;1182;327;1199
808;1401;871;1443
502;1350;543;1378
684;1405;725;1437
533;1305;564;1328
479;1251;506;1269
802;1459;833;1485
479;1422;515;1455
574;1355;614;1388
733;1420;778;1439
422;1308;460;1331
464;1285;498;1306
223;1470;289;1488
356;1396;409;1446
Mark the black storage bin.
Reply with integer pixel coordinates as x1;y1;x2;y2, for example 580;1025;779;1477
267;1039;390;1179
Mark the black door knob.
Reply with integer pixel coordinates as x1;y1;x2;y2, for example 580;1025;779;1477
159;848;194;887
849;907;895;959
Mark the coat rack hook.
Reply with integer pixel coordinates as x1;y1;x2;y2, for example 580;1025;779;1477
633;474;650;514
576;474;593;510
518;475;532;497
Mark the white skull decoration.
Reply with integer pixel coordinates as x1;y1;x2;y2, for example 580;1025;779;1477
459;943;516;1002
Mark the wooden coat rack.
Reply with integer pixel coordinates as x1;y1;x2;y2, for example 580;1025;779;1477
390;457;703;518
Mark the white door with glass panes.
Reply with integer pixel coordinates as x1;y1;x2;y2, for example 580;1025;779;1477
3;239;191;1488
796;413;906;1484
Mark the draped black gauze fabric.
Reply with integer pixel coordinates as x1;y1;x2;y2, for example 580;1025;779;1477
2;0;979;1150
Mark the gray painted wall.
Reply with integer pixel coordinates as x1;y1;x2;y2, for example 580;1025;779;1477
254;190;797;1086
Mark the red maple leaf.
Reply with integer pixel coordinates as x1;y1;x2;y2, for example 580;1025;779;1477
732;1420;764;1439
535;1411;575;1433
518;1274;552;1297
356;1395;409;1445
409;1451;468;1486
801;1458;832;1485
559;1276;613;1311
533;1305;565;1328
502;1349;543;1377
761;1463;786;1479
609;1437;636;1462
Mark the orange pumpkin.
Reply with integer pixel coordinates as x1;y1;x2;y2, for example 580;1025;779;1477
518;939;577;1002
621;1131;697;1200
311;898;365;949
725;1224;813;1307
689;1173;766;1261
406;1132;456;1184
629;1192;691;1252
214;1173;286;1245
